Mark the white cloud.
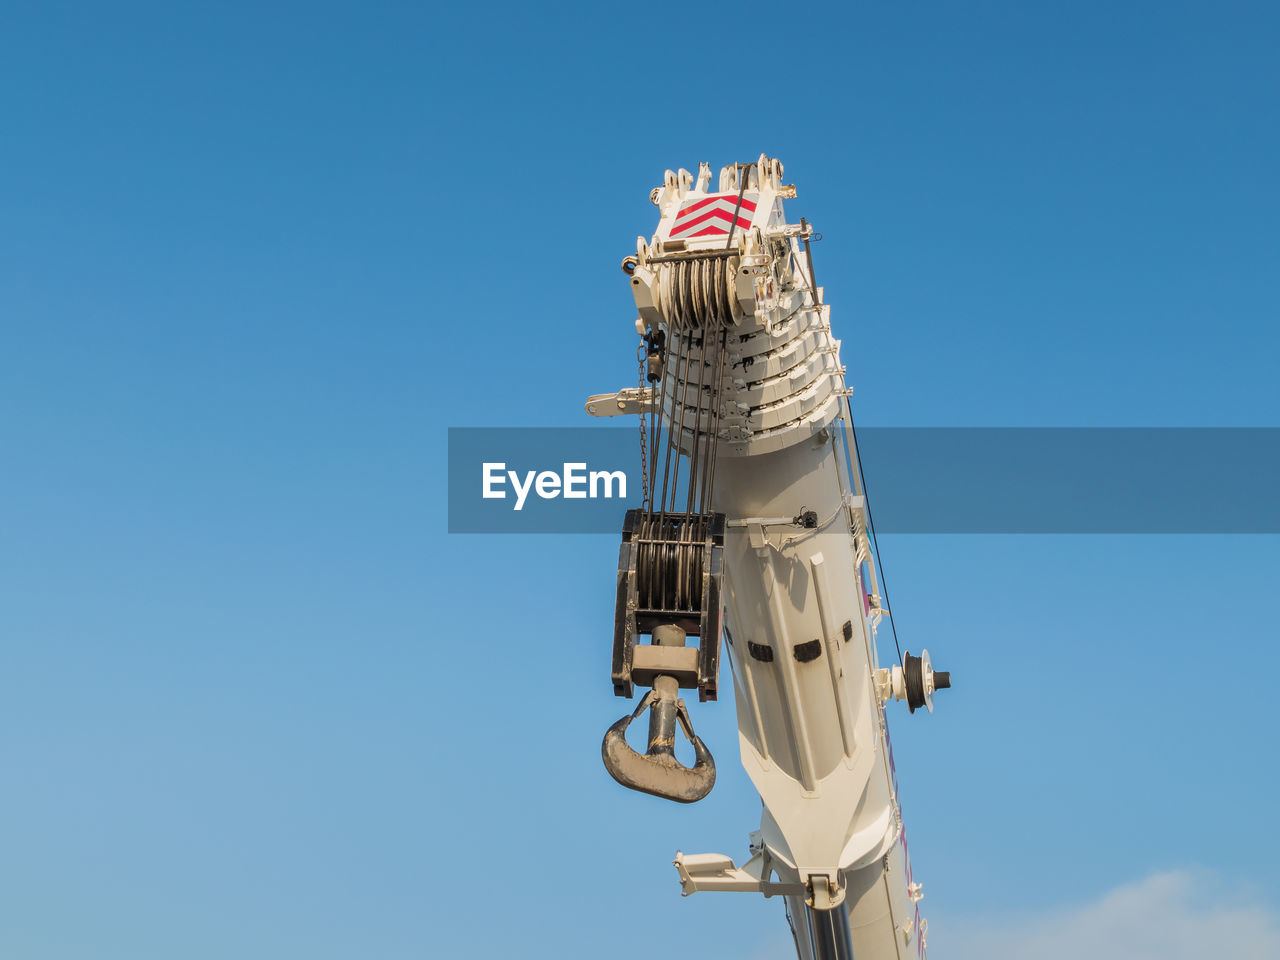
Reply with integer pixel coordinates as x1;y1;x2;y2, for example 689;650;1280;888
936;869;1279;960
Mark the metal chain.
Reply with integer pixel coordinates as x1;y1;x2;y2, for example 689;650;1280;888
637;341;650;509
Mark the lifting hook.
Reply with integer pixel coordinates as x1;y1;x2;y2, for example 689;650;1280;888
602;671;716;803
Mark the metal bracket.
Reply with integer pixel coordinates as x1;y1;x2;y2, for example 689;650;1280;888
585;387;654;417
673;850;804;898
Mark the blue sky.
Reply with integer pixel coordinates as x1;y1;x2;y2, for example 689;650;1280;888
2;2;1278;958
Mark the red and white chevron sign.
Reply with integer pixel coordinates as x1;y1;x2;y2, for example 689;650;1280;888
668;192;758;239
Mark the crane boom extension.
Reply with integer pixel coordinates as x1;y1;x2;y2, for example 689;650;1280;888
588;156;950;960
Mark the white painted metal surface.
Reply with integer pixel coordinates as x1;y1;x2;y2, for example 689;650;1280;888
595;156;936;959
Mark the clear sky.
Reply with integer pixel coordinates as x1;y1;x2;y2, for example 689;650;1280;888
2;2;1278;959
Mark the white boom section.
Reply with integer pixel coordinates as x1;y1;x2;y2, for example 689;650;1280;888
597;156;931;960
709;434;927;960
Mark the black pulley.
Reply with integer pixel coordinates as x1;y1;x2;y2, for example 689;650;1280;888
903;650;950;714
611;509;725;701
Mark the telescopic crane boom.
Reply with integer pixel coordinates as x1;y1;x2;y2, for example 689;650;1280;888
587;156;950;960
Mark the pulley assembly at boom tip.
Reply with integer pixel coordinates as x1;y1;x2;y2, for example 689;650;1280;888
588;155;952;960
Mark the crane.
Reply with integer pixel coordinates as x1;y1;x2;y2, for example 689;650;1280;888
586;156;951;960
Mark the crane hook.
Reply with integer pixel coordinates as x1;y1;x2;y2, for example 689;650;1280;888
601;678;716;803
